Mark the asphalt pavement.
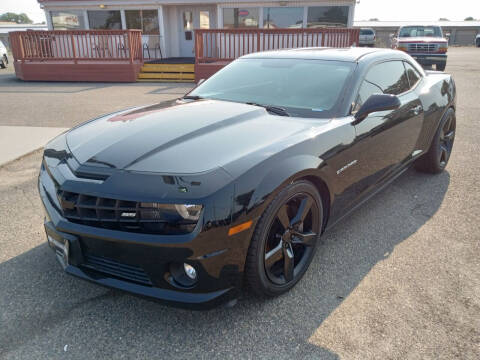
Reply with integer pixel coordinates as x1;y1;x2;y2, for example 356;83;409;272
0;48;478;359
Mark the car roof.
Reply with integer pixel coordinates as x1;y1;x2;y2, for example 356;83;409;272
241;47;406;63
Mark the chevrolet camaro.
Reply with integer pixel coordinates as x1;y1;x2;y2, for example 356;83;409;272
39;48;456;309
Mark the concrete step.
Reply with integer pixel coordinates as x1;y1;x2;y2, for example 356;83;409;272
141;64;195;73
138;72;195;80
137;79;195;83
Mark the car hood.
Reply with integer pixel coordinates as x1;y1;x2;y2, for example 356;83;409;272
66;100;316;175
398;37;447;43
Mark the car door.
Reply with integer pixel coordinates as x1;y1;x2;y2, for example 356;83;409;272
344;60;424;202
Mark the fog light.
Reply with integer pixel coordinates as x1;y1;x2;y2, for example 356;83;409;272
184;263;197;280
169;262;198;288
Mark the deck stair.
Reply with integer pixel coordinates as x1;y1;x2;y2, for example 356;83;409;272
137;63;195;82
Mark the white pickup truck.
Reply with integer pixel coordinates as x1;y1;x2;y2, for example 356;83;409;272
0;40;8;69
392;25;448;71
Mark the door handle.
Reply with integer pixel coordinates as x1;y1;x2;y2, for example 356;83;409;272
413;105;423;115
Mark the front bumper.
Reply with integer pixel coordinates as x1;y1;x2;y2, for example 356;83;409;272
38;148;250;310
410;53;447;66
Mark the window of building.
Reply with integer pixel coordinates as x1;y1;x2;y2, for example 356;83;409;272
223;8;259;28
125;10;159;35
263;7;303;29
88;10;122;30
199;11;210;29
183;11;193;31
307;6;349;28
50;11;86;30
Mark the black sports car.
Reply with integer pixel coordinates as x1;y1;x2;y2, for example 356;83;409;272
39;48;456;309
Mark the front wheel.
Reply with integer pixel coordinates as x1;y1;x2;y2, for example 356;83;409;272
245;181;323;297
0;55;6;69
415;108;456;174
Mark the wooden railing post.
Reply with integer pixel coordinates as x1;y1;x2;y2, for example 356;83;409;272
127;30;133;64
70;33;77;63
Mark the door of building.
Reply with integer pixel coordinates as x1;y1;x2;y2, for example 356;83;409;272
178;6;216;58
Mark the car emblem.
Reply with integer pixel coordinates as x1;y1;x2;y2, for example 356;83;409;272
121;212;136;218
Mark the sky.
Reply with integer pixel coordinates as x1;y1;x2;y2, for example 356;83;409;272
0;0;479;24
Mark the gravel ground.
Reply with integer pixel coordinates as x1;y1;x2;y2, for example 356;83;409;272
0;47;479;359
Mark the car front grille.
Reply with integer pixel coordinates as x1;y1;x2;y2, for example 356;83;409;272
82;254;152;286
407;43;438;53
56;190;196;235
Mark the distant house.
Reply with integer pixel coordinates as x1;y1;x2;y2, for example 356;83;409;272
0;23;48;49
38;0;357;58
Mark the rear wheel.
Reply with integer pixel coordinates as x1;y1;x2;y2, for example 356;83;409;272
476;39;480;47
245;181;323;297
0;55;6;69
415;108;456;174
436;62;446;71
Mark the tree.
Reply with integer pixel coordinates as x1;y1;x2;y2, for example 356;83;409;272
464;17;476;21
0;12;33;24
439;18;449;21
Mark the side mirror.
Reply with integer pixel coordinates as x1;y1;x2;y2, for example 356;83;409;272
354;94;401;123
197;78;205;85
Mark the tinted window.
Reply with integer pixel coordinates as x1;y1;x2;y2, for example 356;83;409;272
125;10;159;35
354;81;383;112
365;61;410;95
404;62;421;89
307;6;349;27
190;59;354;118
263;7;303;29
88;10;122;30
223;8;259;28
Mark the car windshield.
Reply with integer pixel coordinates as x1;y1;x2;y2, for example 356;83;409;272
188;58;354;118
399;26;443;38
360;29;374;35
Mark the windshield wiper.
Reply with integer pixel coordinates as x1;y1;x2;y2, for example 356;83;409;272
182;95;203;101
246;102;290;117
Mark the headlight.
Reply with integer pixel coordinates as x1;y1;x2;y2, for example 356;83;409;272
140;203;203;222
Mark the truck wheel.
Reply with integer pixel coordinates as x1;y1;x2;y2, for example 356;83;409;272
0;56;6;69
415;108;455;174
436;62;446;71
477;39;480;47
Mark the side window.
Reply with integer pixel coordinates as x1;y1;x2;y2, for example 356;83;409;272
365;61;410;95
353;80;383;113
404;62;421;89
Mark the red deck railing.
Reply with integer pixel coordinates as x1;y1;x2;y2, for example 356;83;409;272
9;29;143;63
195;28;360;63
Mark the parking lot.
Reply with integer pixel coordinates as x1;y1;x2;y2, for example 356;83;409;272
0;47;479;359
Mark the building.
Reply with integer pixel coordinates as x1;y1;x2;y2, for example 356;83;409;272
0;23;48;49
38;0;357;59
354;20;480;48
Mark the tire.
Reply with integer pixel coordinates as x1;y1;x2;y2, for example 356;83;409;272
245;180;323;297
477;39;480;48
436;62;446;71
0;56;5;69
415;108;456;174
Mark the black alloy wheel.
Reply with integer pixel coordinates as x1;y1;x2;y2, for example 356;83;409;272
415;108;456;174
438;113;455;168
246;181;323;296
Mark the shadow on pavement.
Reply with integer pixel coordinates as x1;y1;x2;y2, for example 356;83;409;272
0;168;450;359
